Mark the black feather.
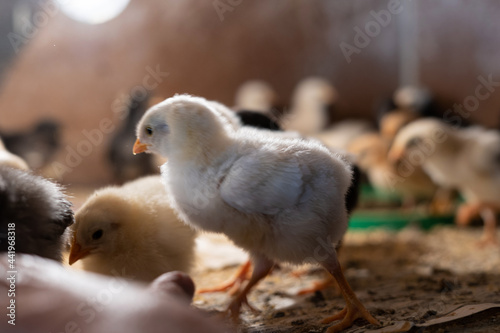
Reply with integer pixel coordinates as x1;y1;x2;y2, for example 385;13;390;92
236;110;282;131
0;166;74;262
108;92;157;183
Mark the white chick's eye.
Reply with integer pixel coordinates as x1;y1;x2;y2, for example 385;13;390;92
407;137;422;148
145;126;153;136
92;229;103;240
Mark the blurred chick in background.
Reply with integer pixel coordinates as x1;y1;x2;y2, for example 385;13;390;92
393;86;437;116
284;76;374;150
134;95;379;332
0;119;61;170
379;110;419;142
69;175;196;281
390;118;500;245
0;165;74;262
0;137;29;170
282;76;336;135
377;85;440;121
349;133;437;208
108;92;159;183
234;80;280;115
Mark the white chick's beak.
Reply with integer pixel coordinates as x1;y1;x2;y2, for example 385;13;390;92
133;139;149;155
68;238;93;265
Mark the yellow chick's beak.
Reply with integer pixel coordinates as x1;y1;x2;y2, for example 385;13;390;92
68;239;92;265
133;139;149;155
388;146;405;164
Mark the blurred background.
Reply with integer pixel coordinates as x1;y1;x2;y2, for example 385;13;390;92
0;0;499;185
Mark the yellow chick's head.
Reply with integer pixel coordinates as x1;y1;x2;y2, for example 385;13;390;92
348;133;388;170
134;94;231;161
69;191;133;266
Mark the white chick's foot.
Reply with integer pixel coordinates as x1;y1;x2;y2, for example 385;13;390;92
320;252;380;332
476;207;499;248
197;260;252;295
222;256;274;324
225;294;261;322
476;236;499;248
322;297;379;333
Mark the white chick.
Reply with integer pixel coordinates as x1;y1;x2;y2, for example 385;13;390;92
283;77;373;150
349;133;437;207
234;80;278;114
282;77;337;135
134;94;379;332
393;85;432;112
390;118;500;245
0;137;29;170
69;175;196;281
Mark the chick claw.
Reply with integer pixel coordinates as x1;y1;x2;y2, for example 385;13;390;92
322;299;380;333
221;294;260;326
197;260;252;295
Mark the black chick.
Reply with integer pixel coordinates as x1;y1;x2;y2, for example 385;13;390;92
1;119;61;170
0;166;74;262
108;93;157;183
236;110;281;131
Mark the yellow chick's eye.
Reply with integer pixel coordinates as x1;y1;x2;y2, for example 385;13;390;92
145;126;153;136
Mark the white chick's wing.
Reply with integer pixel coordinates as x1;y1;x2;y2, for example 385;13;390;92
220;152;307;215
467;129;500;177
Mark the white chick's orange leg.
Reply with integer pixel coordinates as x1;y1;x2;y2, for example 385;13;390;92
456;203;499;247
319;252;379;332
478;208;498;247
429;188;454;215
226;256;274;322
294;244;342;295
455;202;482;226
296;276;337;296
197;260;252;295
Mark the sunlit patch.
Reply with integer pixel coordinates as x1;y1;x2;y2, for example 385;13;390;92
55;0;130;25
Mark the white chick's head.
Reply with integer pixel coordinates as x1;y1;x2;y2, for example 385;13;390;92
134;94;230;159
234;80;277;113
292;77;338;108
394;85;431;111
69;191;135;265
388;118;450;165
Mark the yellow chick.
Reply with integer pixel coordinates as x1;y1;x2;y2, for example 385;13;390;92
69;175;196;281
379;109;419;142
349;133;437;207
134;94;379;332
0;137;29;170
390;118;500;245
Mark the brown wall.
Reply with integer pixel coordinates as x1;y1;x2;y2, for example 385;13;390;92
0;0;499;184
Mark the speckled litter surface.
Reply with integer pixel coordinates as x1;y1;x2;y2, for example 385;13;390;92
191;226;500;332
